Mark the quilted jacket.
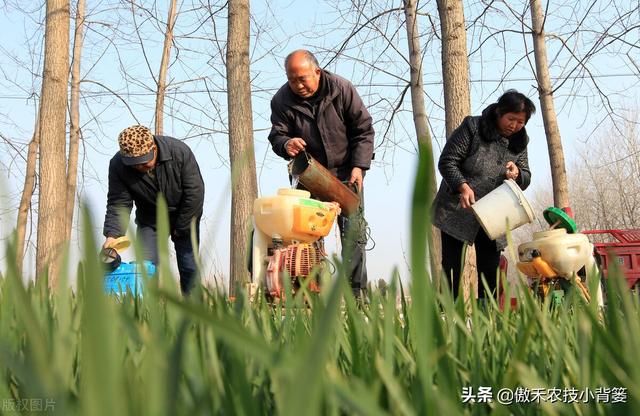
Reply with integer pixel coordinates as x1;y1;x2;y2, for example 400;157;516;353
432;104;531;250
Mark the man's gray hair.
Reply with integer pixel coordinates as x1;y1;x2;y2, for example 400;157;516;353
284;50;320;70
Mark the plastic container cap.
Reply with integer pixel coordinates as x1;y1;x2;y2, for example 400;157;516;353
543;207;577;234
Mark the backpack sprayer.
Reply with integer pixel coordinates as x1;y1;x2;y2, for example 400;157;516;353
250;152;360;299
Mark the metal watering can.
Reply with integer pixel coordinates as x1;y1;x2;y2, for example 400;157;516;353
288;152;361;216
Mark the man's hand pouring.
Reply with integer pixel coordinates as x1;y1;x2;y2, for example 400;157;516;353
102;236;117;250
285;137;306;157
349;167;363;193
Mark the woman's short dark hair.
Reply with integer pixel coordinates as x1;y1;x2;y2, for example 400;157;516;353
495;89;536;121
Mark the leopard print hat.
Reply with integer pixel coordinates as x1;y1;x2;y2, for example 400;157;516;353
118;125;155;166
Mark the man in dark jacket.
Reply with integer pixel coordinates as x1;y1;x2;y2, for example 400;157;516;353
103;125;205;294
268;49;374;297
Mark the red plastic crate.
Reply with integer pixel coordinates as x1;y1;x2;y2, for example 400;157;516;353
582;229;640;288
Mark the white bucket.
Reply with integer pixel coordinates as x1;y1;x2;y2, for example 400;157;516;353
471;179;535;240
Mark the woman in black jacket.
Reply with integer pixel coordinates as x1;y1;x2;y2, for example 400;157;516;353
433;90;536;302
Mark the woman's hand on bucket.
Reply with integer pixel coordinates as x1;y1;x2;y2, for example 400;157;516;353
505;161;519;180
285;138;306;157
458;183;476;209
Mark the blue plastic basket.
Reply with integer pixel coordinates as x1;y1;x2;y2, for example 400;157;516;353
104;261;156;296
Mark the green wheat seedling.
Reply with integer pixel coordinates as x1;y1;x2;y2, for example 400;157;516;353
0;160;638;414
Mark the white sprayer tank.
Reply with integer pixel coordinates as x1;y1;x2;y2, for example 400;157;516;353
253;188;339;243
517;229;594;278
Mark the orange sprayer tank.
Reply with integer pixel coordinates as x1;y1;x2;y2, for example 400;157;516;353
253;189;340;243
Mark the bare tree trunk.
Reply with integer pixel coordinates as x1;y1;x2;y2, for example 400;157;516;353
437;0;476;299
66;0;85;241
17;117;41;275
403;0;439;281
530;0;570;209
155;0;177;135
37;0;71;289
437;0;470;136
226;0;258;295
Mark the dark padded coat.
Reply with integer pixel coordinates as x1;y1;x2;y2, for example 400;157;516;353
432;104;531;250
268;70;374;181
103;135;205;238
